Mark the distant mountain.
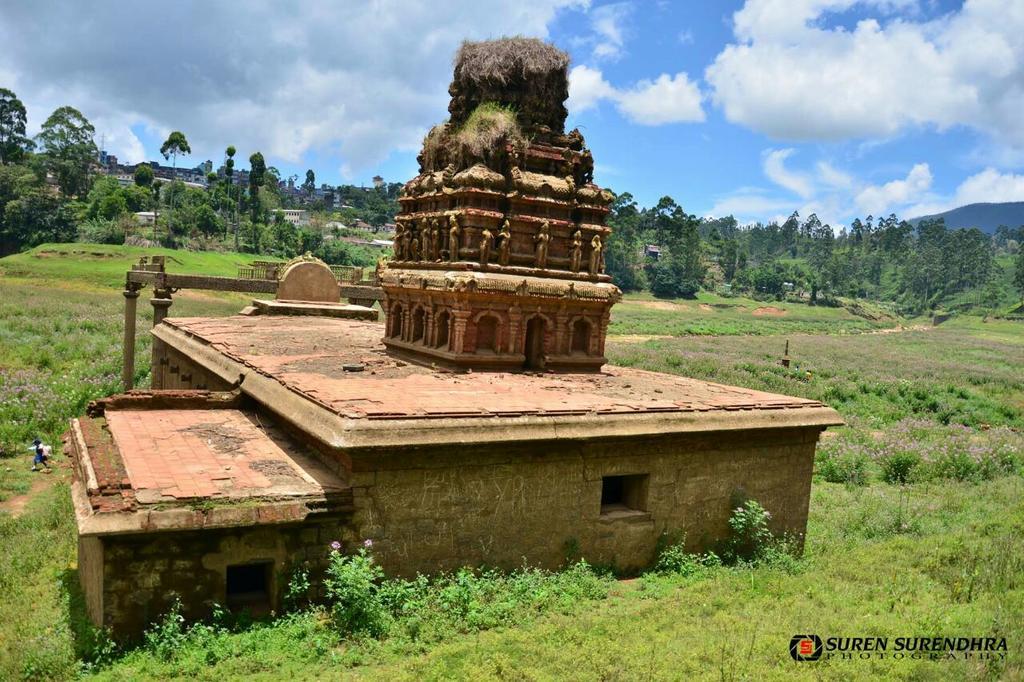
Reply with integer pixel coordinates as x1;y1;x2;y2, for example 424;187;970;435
909;202;1024;233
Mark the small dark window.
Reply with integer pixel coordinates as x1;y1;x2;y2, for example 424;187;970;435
600;474;649;515
226;561;272;615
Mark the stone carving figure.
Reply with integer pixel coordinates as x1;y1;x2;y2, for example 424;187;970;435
422;222;434;263
410;233;421;261
398;223;411;261
393;222;404;260
479;227;494;267
448;214;461;261
497;219;512;266
570;229;583;273
431;219;441;261
534;220;550;269
589;234;604;274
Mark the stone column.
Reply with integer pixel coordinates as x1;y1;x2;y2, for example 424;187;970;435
508;305;523;354
451;309;471;354
597;309;611;355
555;312;570;356
150;289;173;389
122;288;140;391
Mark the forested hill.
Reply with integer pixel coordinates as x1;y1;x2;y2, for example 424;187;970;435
910;202;1024;233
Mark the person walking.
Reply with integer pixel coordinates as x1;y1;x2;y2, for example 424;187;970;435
29;438;51;472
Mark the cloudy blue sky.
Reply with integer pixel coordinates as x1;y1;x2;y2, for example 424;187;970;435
2;0;1023;226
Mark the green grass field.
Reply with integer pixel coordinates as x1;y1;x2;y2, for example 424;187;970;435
1;244;1022;680
0;243;276;290
610;291;901;337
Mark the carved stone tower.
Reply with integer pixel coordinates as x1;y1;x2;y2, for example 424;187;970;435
382;37;620;371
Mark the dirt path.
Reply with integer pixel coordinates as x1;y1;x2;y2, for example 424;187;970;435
0;466;65;518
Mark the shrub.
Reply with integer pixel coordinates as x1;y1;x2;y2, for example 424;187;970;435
653;537;722;577
324;540;388;637
283;565;311;613
878;450;922;484
724;499;775;563
817;445;871;486
144;598;187;662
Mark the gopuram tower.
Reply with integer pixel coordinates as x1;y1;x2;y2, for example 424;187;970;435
381;38;620;371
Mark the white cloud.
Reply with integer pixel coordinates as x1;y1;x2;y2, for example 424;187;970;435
855;163;932;215
567;65;617;114
816;161;854;190
0;1;584;172
954;168;1024;205
568;67;704;125
763;148;813;198
589;2;632;60
615;73;705;125
706;0;1024;148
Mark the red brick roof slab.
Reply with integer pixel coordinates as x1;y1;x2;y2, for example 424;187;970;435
162;316;828;420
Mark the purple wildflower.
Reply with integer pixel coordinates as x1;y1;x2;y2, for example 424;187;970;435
330;540;341;551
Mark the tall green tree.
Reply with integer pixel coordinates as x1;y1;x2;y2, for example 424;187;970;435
0;88;32;164
248;151;266;249
36;106;97;197
160;131;191;183
303;168;316;197
134;163;154;187
224;145;238;249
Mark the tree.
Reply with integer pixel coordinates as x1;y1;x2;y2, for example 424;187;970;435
224;145;238;249
160;131;191;183
152;180;163;241
303;168;316;197
134;163;154;187
36;106;97;197
248;152;266;248
0;88;32;164
676;214;705;297
722;238;739;282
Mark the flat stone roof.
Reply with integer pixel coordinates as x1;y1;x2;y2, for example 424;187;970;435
154;316;843;450
68;405;351;535
106;409;323;503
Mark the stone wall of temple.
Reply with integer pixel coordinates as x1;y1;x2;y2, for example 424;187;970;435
152;343;236;391
349;427;822;577
91;518;349;638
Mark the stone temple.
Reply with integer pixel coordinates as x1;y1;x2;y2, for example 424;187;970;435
67;38;842;638
383;38;617;371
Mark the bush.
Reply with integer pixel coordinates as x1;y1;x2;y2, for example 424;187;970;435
817;445;870;486
653;536;722;577
878;450;922;484
144;599;187;662
724;499;775;563
77;217;126;245
324;541;388;637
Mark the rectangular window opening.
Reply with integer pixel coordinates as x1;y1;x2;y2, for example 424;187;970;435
600;474;649;516
226;561;273;615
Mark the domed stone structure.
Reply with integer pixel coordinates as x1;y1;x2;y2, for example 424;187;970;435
382;37;620;371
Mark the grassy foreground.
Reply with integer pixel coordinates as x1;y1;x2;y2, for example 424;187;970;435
0;244;1022;680
3;469;1019;680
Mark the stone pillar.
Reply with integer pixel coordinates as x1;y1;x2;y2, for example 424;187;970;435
151;289;173;327
555;312;570;356
122;288;140;391
451;309;471;354
150;289;173;389
597;309;611;355
508;305;523;354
